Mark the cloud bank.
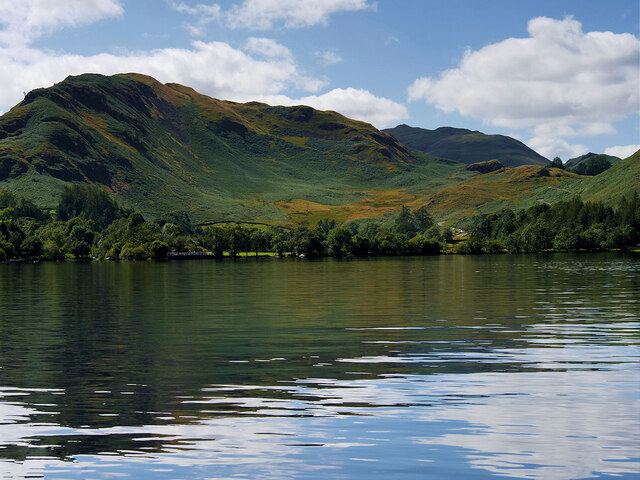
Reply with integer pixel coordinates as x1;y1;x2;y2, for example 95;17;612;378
409;16;640;158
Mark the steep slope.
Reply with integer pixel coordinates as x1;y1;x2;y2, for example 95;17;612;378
578;150;640;204
384;124;549;167
0;73;458;222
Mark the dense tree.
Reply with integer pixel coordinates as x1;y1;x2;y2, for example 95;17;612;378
57;184;123;229
326;226;352;257
155;210;194;235
316;218;337;236
412;205;434;233
407;235;441;255
227;225;249;257
291;226;325;257
392;205;416;236
249;229;267;256
550;157;564;169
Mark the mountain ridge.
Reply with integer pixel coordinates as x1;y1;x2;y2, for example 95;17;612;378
383;124;549;167
0;73;637;225
0;73;455;223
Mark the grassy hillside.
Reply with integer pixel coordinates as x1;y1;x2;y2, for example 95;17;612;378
384;124;549;167
427;151;640;224
0;73;465;224
423;165;582;223
578;150;640;203
1;73;636;227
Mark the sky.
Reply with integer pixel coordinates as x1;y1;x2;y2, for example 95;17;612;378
0;0;638;160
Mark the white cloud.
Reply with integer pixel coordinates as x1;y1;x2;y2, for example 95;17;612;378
259;88;409;128
527;135;587;160
604;144;640;159
171;2;222;36
408;16;640;158
299;88;408;127
315;50;342;66
0;0;123;47
385;35;400;45
173;0;372;32
527;123;616;159
245;37;293;59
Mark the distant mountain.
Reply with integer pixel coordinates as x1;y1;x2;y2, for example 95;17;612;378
383;124;549;167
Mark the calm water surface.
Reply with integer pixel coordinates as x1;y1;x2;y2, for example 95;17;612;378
0;254;638;479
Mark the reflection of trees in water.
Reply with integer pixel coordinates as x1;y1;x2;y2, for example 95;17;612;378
0;255;638;467
0;433;173;462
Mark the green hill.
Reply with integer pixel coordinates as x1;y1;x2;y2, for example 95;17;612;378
1;73;636;226
383;124;549;167
564;152;621;176
565;152;621;169
0;73;462;224
578;150;640;204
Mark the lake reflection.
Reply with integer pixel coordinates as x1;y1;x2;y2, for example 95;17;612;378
0;254;638;479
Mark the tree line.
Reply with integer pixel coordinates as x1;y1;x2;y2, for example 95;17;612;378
460;194;639;253
0;185;638;262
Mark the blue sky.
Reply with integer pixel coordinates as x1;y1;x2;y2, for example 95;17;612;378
0;0;638;160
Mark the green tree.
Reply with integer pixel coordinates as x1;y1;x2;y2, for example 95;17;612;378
316;218;336;236
553;228;580;252
483;239;505;254
57;184;122;229
228;225;249;257
291;226;325;257
156;210;195;235
326;226;353;257
407;235;441;255
20;235;43;259
65;218;95;258
119;241;150;260
392;205;416;236
250;229;267;256
150;240;169;260
268;228;290;257
453;236;485;254
412;205;434;233
550;156;564;169
519;221;553;252
42;240;65;261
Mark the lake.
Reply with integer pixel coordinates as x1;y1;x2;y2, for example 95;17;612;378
0;254;638;479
